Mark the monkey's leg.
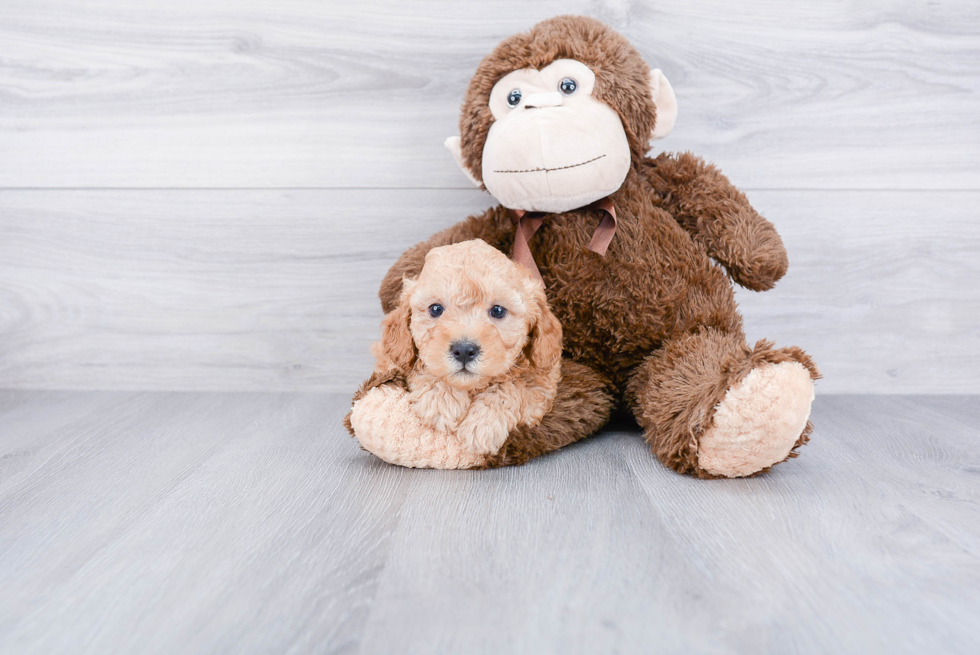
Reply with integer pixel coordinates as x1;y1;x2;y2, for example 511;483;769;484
626;329;819;478
479;359;615;468
348;384;489;469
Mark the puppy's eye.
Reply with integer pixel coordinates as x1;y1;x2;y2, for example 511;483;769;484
558;78;577;95
428;304;444;318
489;305;507;319
507;89;522;107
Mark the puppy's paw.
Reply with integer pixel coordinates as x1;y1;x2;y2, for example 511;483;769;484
456;406;513;455
407;382;471;433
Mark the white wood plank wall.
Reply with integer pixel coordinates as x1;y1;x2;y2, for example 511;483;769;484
1;0;978;393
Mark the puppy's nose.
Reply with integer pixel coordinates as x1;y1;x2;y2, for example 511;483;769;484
450;340;480;365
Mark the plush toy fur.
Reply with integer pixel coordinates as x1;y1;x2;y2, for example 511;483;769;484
350;15;819;478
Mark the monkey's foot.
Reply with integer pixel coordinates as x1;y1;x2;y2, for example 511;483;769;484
697;361;814;478
349;385;487;469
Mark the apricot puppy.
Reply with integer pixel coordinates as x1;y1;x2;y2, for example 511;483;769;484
348;239;562;468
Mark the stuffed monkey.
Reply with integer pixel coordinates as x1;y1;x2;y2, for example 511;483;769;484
351;15;819;478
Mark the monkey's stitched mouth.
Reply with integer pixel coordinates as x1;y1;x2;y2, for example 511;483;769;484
493;154;606;174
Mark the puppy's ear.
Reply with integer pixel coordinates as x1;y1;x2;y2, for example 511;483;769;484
525;284;563;371
373;278;417;373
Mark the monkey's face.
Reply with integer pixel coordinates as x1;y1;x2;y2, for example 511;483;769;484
480;59;631;214
446;17;679;214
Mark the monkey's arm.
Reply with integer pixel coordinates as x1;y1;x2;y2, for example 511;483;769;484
478;360;615;468
640;152;788;291
379;206;514;312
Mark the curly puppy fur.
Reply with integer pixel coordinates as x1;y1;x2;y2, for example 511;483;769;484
364;16;819;477
347;240;563;468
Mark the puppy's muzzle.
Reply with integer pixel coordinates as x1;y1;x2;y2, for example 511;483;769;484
450;340;481;368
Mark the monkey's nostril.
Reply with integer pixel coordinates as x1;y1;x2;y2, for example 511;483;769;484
450;341;481;365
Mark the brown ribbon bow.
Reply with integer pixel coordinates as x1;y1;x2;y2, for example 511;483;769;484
508;197;617;284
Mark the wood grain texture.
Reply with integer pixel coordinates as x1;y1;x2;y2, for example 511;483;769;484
0;189;492;391
734;189;980;393
0;392;413;653
0;0;977;189
1;188;977;393
1;391;978;654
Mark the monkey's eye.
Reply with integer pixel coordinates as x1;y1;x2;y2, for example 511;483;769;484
489;305;508;320
428;304;444;318
559;78;578;95
507;89;522;107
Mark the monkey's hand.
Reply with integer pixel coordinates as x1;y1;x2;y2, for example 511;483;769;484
348;383;487;469
641;152;788;291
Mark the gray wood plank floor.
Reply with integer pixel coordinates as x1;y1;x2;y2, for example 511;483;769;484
1;392;978;654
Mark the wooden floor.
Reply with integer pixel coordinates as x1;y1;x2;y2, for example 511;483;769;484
1;392;978;654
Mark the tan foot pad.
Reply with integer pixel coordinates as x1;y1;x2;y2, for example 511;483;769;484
349;385;486;469
697;361;814;478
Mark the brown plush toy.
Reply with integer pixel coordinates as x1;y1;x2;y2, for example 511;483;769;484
349;15;819;478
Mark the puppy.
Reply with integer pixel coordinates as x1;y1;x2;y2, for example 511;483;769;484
348;239;562;469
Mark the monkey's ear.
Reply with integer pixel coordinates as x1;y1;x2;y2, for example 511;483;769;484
649;69;678;140
444;136;482;187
